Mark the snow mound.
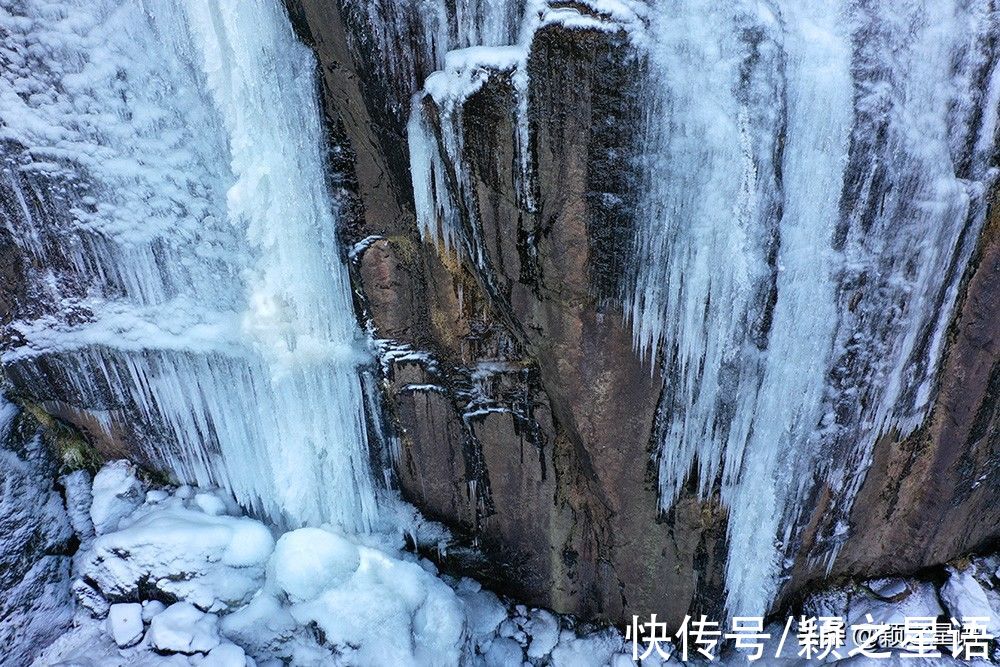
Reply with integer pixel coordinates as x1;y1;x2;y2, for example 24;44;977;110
108;602;143;648
941;565;1000;636
89;460;147;535
81;484;274;612
43;462;644;666
148;602;221;654
268;527;360;602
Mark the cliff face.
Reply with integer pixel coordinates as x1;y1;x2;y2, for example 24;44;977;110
283;0;1000;623
1;0;998;629
280;0;733;622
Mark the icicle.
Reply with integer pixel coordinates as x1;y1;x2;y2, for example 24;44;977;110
628;0;1000;616
0;0;380;533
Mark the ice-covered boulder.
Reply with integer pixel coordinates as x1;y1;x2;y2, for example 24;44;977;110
550;628;625;667
268;527;360;602
81;489;274;612
200;642;249;666
107;602;143;648
526;608;560;658
148;601;221;654
272;528;467;665
940;566;999;636
456;578;507;644
89;460;147;535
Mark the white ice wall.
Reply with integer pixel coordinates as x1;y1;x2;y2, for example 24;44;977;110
0;0;378;532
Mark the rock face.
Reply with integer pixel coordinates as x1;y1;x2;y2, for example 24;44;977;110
1;0;998;631
802;188;1000;592
283;0;1000;625
0;400;75;666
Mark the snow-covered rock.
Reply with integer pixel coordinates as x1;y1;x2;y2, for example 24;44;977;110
941;565;1000;636
482;636;524;666
107;602;144;648
268;527;360;602
89;460;147;535
43;462;1000;667
282;532;468;665
200;642;249;667
148;602;221;654
81;493;274;612
457;580;507;643
143;599;167;622
61;470;96;549
550;628;625;667
526;608;560;658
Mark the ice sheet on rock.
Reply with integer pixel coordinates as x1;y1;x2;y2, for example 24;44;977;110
408;1;643;260
341;0;526;105
627;0;1000;616
0;0;378;532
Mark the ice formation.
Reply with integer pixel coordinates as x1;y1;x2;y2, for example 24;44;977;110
401;0;1000;621
407;0;643;267
625;0;1000;616
38;462;1000;664
0;0;377;530
342;0;526;103
36;461;647;666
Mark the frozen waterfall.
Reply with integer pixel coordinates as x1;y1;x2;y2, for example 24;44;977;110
628;0;1000;616
0;0;378;531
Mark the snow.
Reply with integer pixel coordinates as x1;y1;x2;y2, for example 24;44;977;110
941;566;1000;636
526;608;560;658
624;0;1000;617
268;527;360;602
550;628;626;667
408;0;643;262
482;637;523;666
62;470;96;550
81;490;275;612
200;643;249;667
142;600;167;623
284;541;467;665
148;602;222;654
38;462;655;666
457;583;508;641
108;602;144;648
29;461;1000;666
89;460;147;535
